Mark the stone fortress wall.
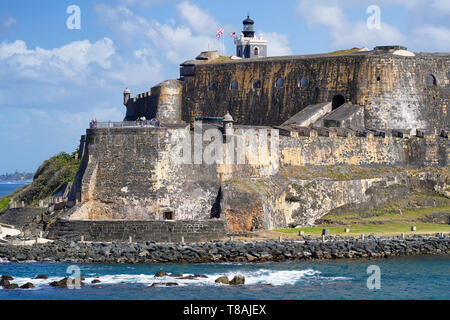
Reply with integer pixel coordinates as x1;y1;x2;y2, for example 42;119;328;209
181;49;449;131
46;47;450;241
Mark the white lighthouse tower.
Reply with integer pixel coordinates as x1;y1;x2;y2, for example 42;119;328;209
234;15;268;59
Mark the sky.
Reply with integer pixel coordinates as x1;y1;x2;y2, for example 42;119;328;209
1;0;450;173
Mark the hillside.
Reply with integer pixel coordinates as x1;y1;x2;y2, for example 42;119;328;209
0;152;81;210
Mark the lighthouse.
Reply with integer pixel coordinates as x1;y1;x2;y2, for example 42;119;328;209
235;15;268;59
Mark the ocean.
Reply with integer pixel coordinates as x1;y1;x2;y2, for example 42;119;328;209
0;255;448;300
0;181;31;198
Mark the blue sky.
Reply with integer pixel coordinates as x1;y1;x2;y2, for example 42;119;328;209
1;0;450;173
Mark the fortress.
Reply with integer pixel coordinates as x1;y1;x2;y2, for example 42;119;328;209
45;16;449;242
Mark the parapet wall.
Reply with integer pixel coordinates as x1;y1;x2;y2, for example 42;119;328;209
47;219;228;242
124;80;183;123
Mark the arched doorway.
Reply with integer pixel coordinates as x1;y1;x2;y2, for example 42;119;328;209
332;94;346;110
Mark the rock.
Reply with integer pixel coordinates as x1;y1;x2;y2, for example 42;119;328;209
194;274;208;278
20;282;35;289
149;282;162;288
230;274;245;285
4;283;19;290
154;271;168;277
165;282;179;286
91;279;101;284
177;275;198;280
168;273;183;278
0;279;10;287
49;277;85;289
1;275;13;281
35;274;48;279
215;276;229;284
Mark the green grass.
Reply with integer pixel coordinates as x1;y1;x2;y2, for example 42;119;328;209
275;205;450;236
324;48;361;56
276;222;450;236
0;197;10;213
11;152;81;206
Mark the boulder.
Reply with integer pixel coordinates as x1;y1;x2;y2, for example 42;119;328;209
91;279;101;284
49;277;85;289
20;282;35;289
168;273;183;278
1;275;13;281
165;282;179;287
4;283;19;290
215;276;229;285
35;275;48;280
194;274;208;278
230;275;245;285
0;279;10;287
177;275;198;280
154;271;168;277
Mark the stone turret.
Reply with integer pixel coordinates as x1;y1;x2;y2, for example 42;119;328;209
223;111;234;138
123;88;131;106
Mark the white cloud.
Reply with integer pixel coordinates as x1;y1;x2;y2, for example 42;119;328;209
430;0;450;16
263;32;292;56
296;0;406;49
176;1;218;35
413;26;450;51
0;38;115;85
95;1;223;64
2;16;16;29
118;0;176;7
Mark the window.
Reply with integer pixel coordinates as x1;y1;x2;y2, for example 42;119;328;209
209;82;217;91
276;78;285;88
230;81;239;90
299;77;309;88
254;47;259;56
253;80;261;89
332;94;346;110
377;76;381;81
164;211;174;220
426;74;437;86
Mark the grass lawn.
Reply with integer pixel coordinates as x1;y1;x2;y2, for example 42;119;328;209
0;197;10;213
275;205;450;237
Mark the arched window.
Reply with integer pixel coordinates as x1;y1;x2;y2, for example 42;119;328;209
254;47;259;56
253;80;261;89
230;81;239;91
426;74;437;86
299;77;309;88
209;82;217;91
332;94;346;110
275;78;285;88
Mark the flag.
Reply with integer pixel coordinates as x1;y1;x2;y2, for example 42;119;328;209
229;32;236;38
216;28;224;38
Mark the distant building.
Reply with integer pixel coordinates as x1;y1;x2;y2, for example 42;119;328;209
234;15;268;59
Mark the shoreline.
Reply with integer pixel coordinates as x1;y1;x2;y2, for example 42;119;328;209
0;234;449;264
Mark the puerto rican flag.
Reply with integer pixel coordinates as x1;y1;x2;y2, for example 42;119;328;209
216;27;224;38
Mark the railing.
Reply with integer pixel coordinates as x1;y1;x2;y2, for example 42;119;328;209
90;120;161;129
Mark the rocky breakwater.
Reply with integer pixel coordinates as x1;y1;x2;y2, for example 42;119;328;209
0;235;448;264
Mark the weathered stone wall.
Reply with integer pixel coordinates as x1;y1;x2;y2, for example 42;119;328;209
0;208;47;229
182;52;449;130
279;135;449;167
71;126;221;222
47;219;228;242
124;80;183;123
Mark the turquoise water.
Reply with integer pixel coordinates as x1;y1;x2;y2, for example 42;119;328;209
0;255;448;300
0;181;30;198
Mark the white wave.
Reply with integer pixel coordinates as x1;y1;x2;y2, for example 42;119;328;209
1;269;351;290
